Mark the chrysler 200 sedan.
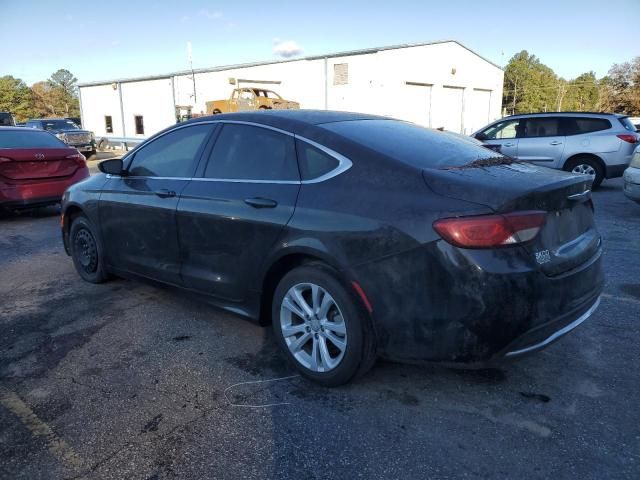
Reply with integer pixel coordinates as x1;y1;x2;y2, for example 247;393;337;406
61;110;604;386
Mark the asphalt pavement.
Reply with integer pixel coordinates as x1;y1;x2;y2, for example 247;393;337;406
1;175;639;479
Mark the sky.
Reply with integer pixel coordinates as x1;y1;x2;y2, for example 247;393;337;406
0;0;636;86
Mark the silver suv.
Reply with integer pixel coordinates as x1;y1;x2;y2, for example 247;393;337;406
473;112;640;187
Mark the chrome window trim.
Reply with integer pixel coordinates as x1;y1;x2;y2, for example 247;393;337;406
117;119;353;184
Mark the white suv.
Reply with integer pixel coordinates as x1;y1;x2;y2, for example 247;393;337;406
473;112;640;188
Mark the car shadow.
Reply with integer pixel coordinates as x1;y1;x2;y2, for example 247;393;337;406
0;204;61;222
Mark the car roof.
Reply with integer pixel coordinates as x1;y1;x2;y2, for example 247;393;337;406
502;112;625;119
187;109;388;134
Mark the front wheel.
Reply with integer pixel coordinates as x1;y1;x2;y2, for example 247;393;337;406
272;265;376;386
70;216;109;283
564;156;604;189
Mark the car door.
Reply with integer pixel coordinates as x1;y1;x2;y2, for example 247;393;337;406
475;118;520;158
177;122;300;301
237;89;257;111
516;117;566;167
99;123;215;284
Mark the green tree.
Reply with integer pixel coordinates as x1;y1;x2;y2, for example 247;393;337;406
562;72;600;111
598;58;640;114
46;69;80;116
0;75;34;121
503;51;558;114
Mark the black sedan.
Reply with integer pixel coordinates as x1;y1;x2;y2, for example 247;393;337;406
61;111;604;386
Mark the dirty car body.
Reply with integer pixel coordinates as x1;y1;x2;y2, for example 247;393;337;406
61;110;604;369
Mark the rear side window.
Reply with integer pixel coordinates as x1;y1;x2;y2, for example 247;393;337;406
204;124;298;181
564;117;611;135
619;117;638;132
128;124;212;177
0;130;66;148
296;140;339;181
322;120;501;169
522;118;561;137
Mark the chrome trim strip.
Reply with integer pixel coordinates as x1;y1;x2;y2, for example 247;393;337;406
295;136;353;184
116;120;354;185
505;296;601;357
567;190;591;201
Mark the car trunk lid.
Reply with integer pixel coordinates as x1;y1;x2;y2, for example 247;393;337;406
0;148;82;181
423;162;600;276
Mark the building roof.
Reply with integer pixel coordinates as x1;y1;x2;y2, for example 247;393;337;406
78;40;502;88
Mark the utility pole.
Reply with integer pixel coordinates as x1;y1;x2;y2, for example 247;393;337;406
188;41;197;104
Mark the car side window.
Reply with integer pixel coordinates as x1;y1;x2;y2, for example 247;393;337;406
523;118;561;137
204;124;299;181
563;117;612;136
296;140;339;181
128;124;212;178
480;119;521;140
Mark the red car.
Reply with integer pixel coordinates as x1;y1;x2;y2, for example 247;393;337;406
0;127;89;209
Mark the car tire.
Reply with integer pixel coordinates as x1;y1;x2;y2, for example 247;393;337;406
69;215;109;283
564;156;604;189
272;264;376;386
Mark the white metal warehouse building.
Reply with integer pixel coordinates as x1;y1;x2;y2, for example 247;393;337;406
78;40;504;142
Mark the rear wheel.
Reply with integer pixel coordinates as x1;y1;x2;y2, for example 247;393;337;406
70;216;109;283
272;265;376;386
564;156;604;189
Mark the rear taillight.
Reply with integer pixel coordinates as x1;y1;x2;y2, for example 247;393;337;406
617;134;638;144
433;211;546;248
66;152;86;166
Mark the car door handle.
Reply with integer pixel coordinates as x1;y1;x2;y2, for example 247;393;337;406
550;141;563;145
503;142;515;147
155;188;176;198
244;197;278;208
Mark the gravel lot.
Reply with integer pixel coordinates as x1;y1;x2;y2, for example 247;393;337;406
1;174;639;480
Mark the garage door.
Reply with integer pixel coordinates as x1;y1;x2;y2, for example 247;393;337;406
441;86;464;133
467;89;492;134
404;83;432;127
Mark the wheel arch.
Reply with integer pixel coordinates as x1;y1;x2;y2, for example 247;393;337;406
61;203;85;255
563;152;606;173
258;248;344;326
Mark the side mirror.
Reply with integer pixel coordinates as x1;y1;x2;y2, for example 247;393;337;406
98;158;125;175
474;132;487;141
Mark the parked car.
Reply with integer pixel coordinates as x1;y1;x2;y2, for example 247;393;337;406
26;118;96;157
0;127;89;209
65;117;82;128
623;146;640;203
206;88;300;114
0;112;16;127
472;112;640;188
61;110;603;386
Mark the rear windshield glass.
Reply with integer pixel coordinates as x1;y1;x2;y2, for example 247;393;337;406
619;117;638;132
0;130;67;148
321;119;501;168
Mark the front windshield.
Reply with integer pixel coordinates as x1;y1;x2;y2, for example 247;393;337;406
42;119;79;131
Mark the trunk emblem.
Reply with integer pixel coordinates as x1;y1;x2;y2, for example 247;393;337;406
535;249;551;264
34;153;45;160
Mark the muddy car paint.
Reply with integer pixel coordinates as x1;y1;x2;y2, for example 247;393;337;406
206;88;300;114
61;110;604;366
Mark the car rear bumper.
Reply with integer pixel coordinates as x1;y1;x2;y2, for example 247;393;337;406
623;168;640;202
351;241;604;365
0;167;90;207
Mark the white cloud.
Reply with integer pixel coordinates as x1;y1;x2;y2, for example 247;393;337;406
273;40;304;59
198;9;223;19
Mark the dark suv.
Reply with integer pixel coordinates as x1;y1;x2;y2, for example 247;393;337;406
26;118;95;157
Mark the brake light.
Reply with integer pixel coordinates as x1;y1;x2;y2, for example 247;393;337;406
66;152;86;166
433;211;546;248
617;134;638;144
